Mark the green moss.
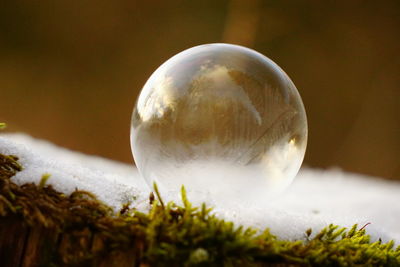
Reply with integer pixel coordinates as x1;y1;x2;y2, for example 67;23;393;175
0;123;5;129
0;153;399;266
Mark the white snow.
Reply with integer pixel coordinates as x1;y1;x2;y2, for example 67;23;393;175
0;133;399;244
0;133;150;211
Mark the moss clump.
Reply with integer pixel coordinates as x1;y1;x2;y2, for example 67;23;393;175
0;153;399;266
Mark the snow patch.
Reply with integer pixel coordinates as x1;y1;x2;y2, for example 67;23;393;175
0;133;399;243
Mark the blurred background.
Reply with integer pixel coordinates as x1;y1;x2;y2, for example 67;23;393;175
0;0;399;179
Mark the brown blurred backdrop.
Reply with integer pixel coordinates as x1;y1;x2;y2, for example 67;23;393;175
0;0;399;179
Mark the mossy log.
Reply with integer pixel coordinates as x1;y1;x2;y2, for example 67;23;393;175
0;154;143;267
0;153;399;267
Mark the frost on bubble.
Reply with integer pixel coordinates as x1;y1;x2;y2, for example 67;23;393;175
131;44;307;207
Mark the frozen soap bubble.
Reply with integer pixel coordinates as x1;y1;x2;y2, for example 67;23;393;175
131;43;307;208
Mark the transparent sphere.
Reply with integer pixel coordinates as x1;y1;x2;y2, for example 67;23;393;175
131;43;307;207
